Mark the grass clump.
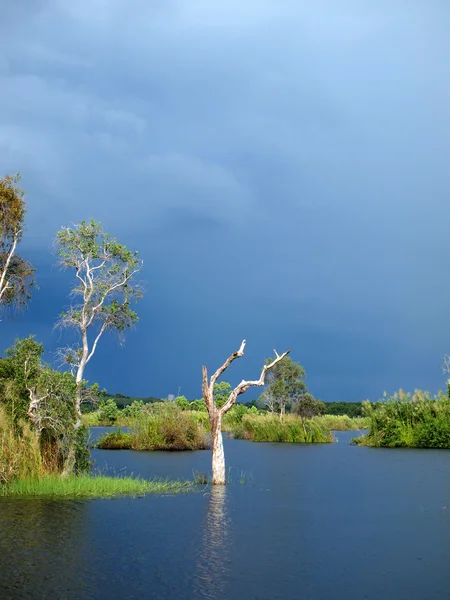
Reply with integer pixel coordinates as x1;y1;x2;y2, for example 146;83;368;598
131;403;209;451
311;414;369;431
234;414;332;443
97;428;133;449
354;390;450;448
0;474;191;499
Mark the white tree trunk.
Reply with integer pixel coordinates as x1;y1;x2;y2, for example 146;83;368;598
211;416;226;485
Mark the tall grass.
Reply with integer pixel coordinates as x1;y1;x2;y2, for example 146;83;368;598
97;428;133;449
126;403;209;451
0;406;45;484
234;414;332;443
355;390;450;448
0;474;192;498
311;414;369;431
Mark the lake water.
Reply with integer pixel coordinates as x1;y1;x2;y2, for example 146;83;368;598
2;429;450;599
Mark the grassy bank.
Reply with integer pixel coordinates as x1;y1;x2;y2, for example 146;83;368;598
0;474;192;499
311;415;369;431
233;414;332;443
354;390;450;448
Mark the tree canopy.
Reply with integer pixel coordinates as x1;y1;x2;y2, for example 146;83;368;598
0;174;34;310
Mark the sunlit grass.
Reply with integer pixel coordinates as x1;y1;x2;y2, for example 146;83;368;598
0;474;192;499
234;414;332;443
311;415;369;431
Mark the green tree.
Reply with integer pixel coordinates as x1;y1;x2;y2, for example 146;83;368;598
175;395;190;410
214;381;232;408
260;356;307;419
294;393;325;419
0;174;34;310
56;219;143;474
98;399;119;425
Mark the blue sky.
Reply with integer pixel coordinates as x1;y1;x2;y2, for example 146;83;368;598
1;0;450;401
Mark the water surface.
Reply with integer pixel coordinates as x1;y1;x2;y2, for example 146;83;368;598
2;430;450;599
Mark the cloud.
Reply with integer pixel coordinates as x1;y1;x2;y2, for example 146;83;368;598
0;0;450;399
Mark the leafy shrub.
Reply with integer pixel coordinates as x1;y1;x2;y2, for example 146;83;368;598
222;404;258;431
97;399;119;425
122;400;144;419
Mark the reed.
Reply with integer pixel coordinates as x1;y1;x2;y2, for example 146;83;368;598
235;413;332;443
311;414;369;431
355;390;450;448
131;403;210;451
0;406;45;484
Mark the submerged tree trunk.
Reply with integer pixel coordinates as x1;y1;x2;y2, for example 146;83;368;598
211;414;226;485
202;341;290;485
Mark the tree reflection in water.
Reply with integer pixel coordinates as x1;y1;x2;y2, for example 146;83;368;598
194;486;232;599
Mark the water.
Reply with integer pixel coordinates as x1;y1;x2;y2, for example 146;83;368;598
2;430;450;599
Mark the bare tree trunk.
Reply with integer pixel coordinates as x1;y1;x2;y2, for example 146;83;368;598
202;341;290;485
211;414;226;485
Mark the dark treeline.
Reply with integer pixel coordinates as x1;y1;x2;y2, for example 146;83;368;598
322;402;363;417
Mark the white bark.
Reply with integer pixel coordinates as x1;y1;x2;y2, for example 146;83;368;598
0;230;19;302
203;340;289;485
211;417;225;485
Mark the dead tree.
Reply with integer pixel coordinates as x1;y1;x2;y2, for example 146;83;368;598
202;340;290;484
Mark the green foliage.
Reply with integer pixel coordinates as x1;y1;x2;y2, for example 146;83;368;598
122;400;144;418
97;399;119;425
56;219;142;369
355;389;450;448
130;403;210;451
294;394;326;419
0;474;192;499
0;337;94;477
175;395;190;410
260;356;307;414
188;399;207;411
214;381;232;408
74;426;92;474
0;174;35;310
235;414;332;443
222;403;258;430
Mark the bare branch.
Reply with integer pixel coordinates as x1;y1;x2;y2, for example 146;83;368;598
220;349;290;415
208;339;246;394
443;355;450;376
86;321;108;364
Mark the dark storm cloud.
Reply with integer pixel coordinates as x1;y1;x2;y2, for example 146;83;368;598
1;0;450;399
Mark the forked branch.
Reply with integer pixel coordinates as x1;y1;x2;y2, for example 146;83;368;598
202;340;290;415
